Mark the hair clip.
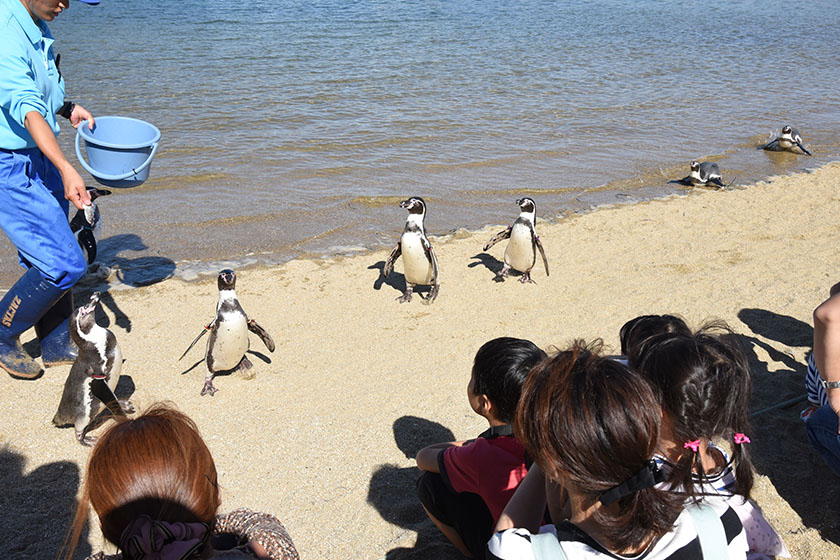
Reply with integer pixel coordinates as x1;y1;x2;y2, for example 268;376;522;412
599;459;666;506
733;433;751;445
683;439;701;453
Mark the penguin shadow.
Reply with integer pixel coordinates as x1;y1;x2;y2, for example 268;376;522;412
369;261;406;294
735;308;840;545
366;416;464;560
0;446;92;558
469;253;505;279
89;233;177;288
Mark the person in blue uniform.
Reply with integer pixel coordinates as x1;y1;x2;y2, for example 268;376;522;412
0;0;99;379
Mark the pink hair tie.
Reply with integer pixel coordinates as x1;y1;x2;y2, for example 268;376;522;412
683;439;701;453
733;433;751;445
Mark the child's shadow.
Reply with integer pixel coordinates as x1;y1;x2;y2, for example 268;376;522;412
0;447;92;558
367;416;464;559
736;308;840;546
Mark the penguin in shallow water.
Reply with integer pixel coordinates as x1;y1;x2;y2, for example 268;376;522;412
763;125;811;155
69;187;111;265
180;269;275;396
483;197;549;283
382;197;440;303
681;160;725;188
52;292;131;446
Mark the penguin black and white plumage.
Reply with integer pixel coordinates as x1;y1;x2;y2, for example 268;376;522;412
681;160;725;188
180;269;275;396
52;291;130;446
69;187;111;264
763;125;811;155
483;197;549;284
382;197;440;304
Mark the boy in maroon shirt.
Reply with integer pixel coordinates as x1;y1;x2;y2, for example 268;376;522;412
416;337;546;559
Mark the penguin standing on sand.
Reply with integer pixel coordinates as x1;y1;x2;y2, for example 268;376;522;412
763;125;812;155
180;269;275;396
69;187;111;265
483;197;549;283
681;160;725;188
53;292;131;446
383;197;440;304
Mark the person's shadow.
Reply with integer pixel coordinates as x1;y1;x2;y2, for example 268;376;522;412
0;447;92;559
736;308;840;545
367;416;465;559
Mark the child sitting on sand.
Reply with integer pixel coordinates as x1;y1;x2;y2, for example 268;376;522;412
416;337;546;559
489;340;748;559
638;324;789;559
62;403;299;560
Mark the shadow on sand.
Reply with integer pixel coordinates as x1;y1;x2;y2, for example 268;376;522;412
736;307;840;546
0;447;91;559
367;416;464;560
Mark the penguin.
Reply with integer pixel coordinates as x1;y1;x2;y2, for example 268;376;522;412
763;125;811;155
52;291;131;446
180;269;275;396
483;197;549;283
680;160;725;188
69;187;111;264
382;197;440;303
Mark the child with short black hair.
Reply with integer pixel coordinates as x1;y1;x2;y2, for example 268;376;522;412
416;337;546;559
638;322;788;558
619;313;691;367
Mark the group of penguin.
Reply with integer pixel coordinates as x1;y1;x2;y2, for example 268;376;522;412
381;126;812;302
48;125;812;445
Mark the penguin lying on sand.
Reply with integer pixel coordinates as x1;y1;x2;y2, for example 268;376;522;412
69;187;111;265
483;197;549;283
383;197;440;304
180;269;275;396
680;160;725;188
53;292;131;446
763;125;811;155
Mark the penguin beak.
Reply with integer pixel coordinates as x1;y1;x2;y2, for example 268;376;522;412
399;199;411;209
796;141;812;155
80;292;100;314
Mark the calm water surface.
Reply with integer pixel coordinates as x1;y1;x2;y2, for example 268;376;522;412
2;0;838;286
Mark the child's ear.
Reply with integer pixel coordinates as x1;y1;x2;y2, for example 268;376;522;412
478;394;493;416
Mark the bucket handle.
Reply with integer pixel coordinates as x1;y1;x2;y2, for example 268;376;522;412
75;121;159;182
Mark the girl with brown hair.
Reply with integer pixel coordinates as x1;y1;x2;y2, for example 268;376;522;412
62;403;299;560
488;340;748;560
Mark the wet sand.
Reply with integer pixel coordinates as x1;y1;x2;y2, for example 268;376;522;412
1;163;839;559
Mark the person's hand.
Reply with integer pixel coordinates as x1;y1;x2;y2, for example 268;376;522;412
61;165;91;210
69;104;94;130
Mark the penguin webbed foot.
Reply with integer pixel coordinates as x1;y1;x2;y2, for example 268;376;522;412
493;265;511;282
76;430;97;447
397;285;414;303
519;272;536;284
119;399;135;414
238;355;254;371
201;378;218;397
423;284;440;305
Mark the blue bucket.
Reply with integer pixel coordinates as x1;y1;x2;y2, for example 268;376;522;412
75;116;160;188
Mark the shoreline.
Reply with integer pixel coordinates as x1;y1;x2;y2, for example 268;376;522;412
1;163;839;558
61;157;832;292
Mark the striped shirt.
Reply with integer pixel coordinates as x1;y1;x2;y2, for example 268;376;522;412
488;506;747;560
806;353;828;406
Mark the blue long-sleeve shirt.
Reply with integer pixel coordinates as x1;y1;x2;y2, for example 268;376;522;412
0;0;65;150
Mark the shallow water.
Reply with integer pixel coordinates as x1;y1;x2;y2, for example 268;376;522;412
1;0;839;287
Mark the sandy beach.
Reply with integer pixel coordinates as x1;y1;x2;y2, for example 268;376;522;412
1;162;839;559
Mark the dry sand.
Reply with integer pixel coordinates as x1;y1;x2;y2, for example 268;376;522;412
1;162;839;559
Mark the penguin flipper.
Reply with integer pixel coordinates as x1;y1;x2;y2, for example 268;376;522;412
533;231;550;277
796;141;812;156
90;376;125;418
483;226;511;251
763;139;781;151
179;321;215;360
248;319;275;352
383;241;402;278
78;229;97;263
424;238;440;303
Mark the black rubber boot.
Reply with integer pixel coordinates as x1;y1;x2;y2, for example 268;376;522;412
35;290;78;366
